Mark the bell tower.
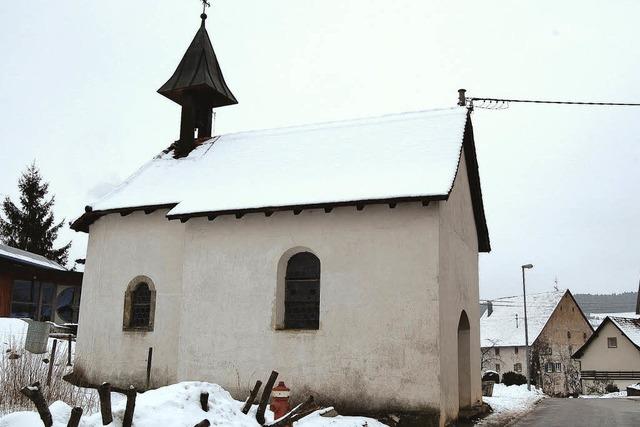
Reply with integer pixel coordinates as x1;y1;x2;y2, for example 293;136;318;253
158;7;237;157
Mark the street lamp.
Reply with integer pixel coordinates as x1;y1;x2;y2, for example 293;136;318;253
522;264;534;391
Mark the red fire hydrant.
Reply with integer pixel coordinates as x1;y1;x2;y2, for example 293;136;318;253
270;381;291;425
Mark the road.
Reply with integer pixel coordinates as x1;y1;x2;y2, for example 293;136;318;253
512;398;640;427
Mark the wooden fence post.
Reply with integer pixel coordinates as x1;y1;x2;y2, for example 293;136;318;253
46;339;58;387
123;386;137;427
67;407;83;427
20;382;52;427
256;371;278;424
200;392;209;412
146;347;153;390
97;382;113;425
67;334;73;366
241;380;262;414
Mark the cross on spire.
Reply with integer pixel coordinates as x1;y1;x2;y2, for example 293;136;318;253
201;0;211;15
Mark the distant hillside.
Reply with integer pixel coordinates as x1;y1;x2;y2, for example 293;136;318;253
480;291;638;318
574;291;637;314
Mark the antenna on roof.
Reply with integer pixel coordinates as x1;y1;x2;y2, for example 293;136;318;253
554;276;559;292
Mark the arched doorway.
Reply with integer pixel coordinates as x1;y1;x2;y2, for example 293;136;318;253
457;310;471;409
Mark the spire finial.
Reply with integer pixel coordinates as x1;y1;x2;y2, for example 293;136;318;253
201;0;211;23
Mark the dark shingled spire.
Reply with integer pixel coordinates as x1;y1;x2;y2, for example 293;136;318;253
158;13;237;108
159;13;237;157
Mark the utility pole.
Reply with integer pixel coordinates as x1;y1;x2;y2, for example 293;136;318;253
522;264;534;391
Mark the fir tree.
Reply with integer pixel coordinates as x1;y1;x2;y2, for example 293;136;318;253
0;163;71;265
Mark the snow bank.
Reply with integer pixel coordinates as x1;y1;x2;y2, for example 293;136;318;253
0;381;387;427
478;384;544;425
580;391;628;399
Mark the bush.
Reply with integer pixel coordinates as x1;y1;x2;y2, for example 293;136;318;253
501;371;527;386
482;371;499;383
605;383;619;393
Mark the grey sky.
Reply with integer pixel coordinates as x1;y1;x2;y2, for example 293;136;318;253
1;1;638;299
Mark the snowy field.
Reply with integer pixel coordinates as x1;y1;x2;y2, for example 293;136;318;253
478;384;545;426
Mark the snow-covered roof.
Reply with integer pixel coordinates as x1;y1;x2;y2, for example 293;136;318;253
73;106;491;251
0;243;66;271
587;312;640;328
480;290;567;347
91;107;468;216
610;316;640;348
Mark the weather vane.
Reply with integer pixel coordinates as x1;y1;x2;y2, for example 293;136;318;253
201;0;211;15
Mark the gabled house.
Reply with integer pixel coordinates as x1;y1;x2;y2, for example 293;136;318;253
0;243;82;323
69;11;491;426
573;279;640;393
481;289;593;396
572;316;640;393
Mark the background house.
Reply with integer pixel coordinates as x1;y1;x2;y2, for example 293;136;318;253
573;316;640;393
0;243;82;323
481;289;593;396
573;282;640;393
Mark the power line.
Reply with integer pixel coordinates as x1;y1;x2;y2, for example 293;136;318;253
469;97;640;107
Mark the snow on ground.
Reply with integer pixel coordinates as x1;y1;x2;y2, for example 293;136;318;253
0;318;28;352
0;381;387;427
478;384;545;426
580;391;628;399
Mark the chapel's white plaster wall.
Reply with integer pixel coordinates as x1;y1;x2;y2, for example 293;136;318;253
437;151;482;424
75;210;185;388
176;203;442;413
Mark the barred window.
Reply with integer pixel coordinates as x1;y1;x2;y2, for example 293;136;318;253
131;283;151;327
284;252;320;330
514;363;522;373
123;276;156;332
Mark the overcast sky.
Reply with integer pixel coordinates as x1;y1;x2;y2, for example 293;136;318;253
1;1;638;299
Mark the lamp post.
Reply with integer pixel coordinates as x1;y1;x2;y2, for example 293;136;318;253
521;264;534;390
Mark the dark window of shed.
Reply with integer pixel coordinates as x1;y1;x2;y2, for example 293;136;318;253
284;252;320;330
607;337;617;348
131;283;152;328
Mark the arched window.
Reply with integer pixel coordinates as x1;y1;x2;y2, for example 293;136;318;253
284;252;320;330
131;283;151;327
123;276;156;331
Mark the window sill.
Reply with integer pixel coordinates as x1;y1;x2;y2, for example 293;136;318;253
123;326;154;333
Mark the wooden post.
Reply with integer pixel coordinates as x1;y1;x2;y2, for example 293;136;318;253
46;339;58;387
20;382;52;427
123;386;137;427
67;407;83;427
241;380;262;414
146;347;153;390
67;334;73;366
200;392;209;412
194;420;211;427
97;382;113;425
256;371;278;424
270;396;315;427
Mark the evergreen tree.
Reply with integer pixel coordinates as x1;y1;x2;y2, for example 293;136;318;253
0;163;71;265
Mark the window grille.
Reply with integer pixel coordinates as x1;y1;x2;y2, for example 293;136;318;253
131;283;151;328
554;362;562;372
284;252;320;330
607;337;617;348
514;363;522;373
495;363;500;372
